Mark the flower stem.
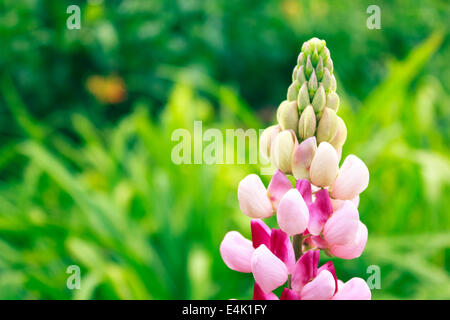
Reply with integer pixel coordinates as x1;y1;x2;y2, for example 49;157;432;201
293;234;303;261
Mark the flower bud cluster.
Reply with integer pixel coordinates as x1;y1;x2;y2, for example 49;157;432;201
262;38;348;179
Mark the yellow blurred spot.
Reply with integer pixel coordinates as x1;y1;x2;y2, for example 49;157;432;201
86;75;127;104
281;0;302;19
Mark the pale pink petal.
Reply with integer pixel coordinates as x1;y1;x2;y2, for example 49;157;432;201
253;283;279;300
267;170;292;210
332;277;371;300
220;231;254;273
329;222;368;259
317;261;338;294
277;189;309;236
331;155;369;200
309;142;339;188
292;137;317;180
251;245;288;294
280;288;300;300
300;269;336;300
291;250;320;293
323;215;360;246
308;189;333;235
295;179;312;205
238;174;273;218
251;219;271;249
331;196;360;211
270;229;296;273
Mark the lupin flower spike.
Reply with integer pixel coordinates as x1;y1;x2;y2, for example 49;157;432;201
221;38;371;300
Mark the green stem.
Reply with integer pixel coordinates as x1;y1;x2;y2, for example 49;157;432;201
293;234;303;261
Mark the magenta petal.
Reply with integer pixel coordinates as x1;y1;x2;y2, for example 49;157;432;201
308;189;333;235
318;261;338;294
280;288;300;300
251;219;272;249
267;170;292;210
270;229;296;273
253;283;279;300
296;179;312;205
291;250;320;293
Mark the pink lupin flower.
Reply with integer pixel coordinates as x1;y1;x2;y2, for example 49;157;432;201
220;220;295;294
219;231;254;273
238;174;274;218
332;277;372;300
296;180;368;259
277;188;309;236
267;170;292;210
331;154;369;200
290;250;338;300
251;245;288;293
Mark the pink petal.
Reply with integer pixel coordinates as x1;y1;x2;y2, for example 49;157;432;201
267;170;292;210
238;174;274;218
331;196;360;211
292;137;317;180
323;215;360;246
300;270;336;300
280;288;300;300
291;250;320;293
317;261;338;294
220;231;254;273
332;277;371;300
251;219;271;249
253;282;279;300
295;179;312;205
308;189;333;235
251;245;288;294
329;222;368;259
270;229;296;273
331;155;369;200
277;189;309;236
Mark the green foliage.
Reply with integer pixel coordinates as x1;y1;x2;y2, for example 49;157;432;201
0;0;449;299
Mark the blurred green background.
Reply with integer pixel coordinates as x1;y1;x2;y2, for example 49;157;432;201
0;0;449;299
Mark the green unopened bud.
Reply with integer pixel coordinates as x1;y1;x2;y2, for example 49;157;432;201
312;48;320;66
316;107;339;143
292;65;299;82
271;130;297;174
277;100;289;123
331;74;337;91
325;57;334;74
297;52;305;66
259;124;281;161
312;84;326;113
325;92;340;111
298;105;316;140
322;68;333;92
297;82;310;111
279;100;299;134
308;69;318;97
305;56;313;79
316;57;324;81
296;65;307;86
287;81;299;101
329;116;347;149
